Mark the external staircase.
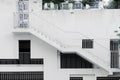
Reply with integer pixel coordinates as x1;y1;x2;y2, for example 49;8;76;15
13;12;112;74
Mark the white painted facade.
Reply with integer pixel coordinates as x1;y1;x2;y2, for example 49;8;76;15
0;0;120;80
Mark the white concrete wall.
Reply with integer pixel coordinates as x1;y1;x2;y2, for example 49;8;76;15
30;1;120;66
0;0;117;80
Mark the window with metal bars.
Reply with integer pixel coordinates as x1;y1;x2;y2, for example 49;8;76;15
70;77;83;80
0;72;43;80
19;40;31;64
97;77;120;80
60;53;93;68
110;39;119;68
82;39;93;48
0;59;43;64
110;40;118;51
0;59;19;64
111;52;119;68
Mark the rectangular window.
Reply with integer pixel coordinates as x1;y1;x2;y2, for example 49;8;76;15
60;53;93;68
110;39;119;68
31;59;44;64
111;52;119;68
0;72;43;80
70;77;83;80
97;77;120;80
82;39;93;48
110;40;118;51
0;59;19;64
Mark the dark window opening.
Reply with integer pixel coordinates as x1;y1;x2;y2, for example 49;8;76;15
0;59;43;64
70;77;83;80
19;40;31;64
19;40;30;52
0;72;43;80
0;59;19;64
31;59;44;64
19;52;31;64
110;40;118;51
111;52;119;68
110;39;119;68
97;77;120;80
82;39;93;48
60;53;93;68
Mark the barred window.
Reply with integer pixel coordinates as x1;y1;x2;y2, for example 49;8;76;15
110;40;118;51
82;39;93;48
97;77;120;80
60;53;93;68
0;72;43;80
0;59;43;64
111;52;119;68
70;77;83;80
110;39;119;68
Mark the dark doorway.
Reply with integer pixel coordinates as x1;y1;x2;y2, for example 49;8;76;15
19;40;30;64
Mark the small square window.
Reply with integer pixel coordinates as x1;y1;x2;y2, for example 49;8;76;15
82;39;93;48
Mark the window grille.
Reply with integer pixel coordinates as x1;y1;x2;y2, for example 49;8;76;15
82;39;93;48
70;77;83;80
60;53;93;68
